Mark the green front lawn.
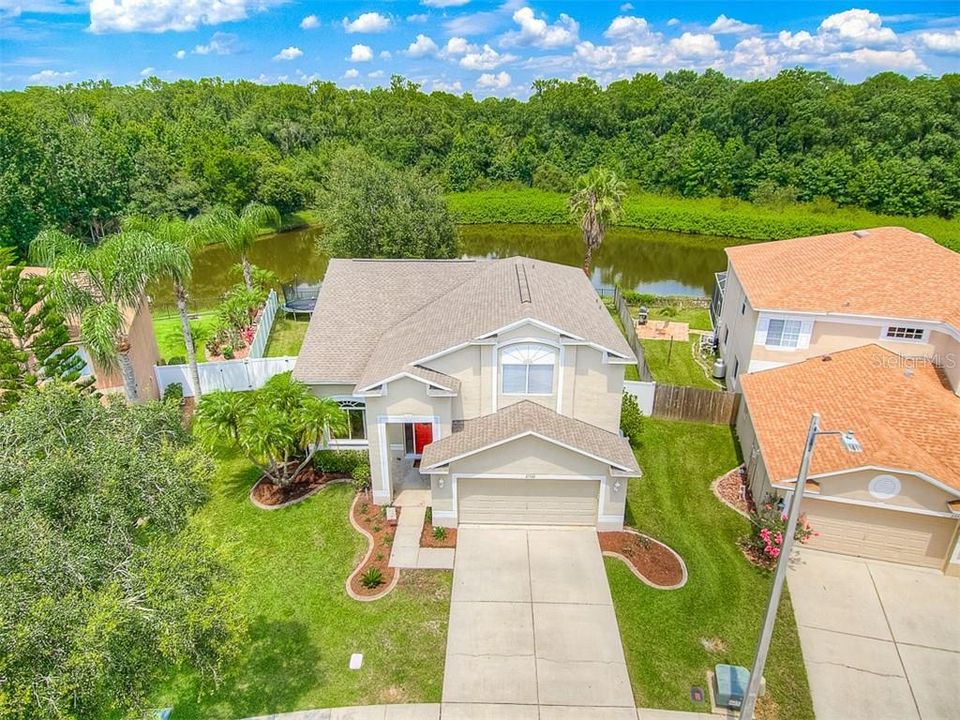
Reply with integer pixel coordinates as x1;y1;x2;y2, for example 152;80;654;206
265;317;310;357
153;313;218;364
610;419;813;719
154;453;451;718
640;339;719;389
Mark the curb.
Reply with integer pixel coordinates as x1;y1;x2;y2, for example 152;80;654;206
345;494;400;602
603;527;688;590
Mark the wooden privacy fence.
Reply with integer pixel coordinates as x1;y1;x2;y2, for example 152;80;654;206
652;384;740;424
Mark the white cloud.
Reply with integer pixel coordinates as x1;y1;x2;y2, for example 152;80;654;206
343;68;359;79
174;49;186;59
368;70;384;78
668;32;720;59
502;6;579;48
139;66;154;76
918;29;960;53
379;50;392;59
624;44;658;65
444;36;470;55
477;70;511;89
429;79;463;93
407;33;439;57
709;14;759;35
819;9;896;46
604;15;654;42
666;18;680;27
834;47;926;70
444;8;502;36
300;14;319;30
730;37;778;78
193;32;239;56
407;13;429;23
88;0;281;34
28;68;76;84
422;0;470;6
574;41;618;69
273;46;302;61
349;44;374;62
619;3;633;10
342;11;391;33
459;43;516;69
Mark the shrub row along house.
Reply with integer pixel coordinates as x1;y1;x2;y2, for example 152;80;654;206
713;227;960;574
292;257;641;530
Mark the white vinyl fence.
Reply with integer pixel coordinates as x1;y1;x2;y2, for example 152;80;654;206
247;289;280;359
624;380;656;416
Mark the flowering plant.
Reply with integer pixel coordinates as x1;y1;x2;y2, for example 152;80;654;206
744;497;816;568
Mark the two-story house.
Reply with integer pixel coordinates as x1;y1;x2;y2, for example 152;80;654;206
292;257;641;530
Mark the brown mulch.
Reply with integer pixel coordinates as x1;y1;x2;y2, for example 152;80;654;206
250;466;350;507
420;516;457;548
599;531;684;587
349;495;397;597
715;466;755;516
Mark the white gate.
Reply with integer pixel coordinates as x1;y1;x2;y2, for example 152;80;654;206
155;356;297;397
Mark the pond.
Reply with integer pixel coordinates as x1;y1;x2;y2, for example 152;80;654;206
149;223;731;311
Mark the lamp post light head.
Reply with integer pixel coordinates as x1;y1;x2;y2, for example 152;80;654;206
840;431;862;453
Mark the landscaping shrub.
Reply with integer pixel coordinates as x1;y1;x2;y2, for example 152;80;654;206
313;448;369;475
432;526;447;541
351;462;372;493
620;392;644;448
163;382;184;402
744;497;816;568
360;566;383;589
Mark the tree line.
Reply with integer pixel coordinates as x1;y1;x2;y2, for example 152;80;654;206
2;69;959;254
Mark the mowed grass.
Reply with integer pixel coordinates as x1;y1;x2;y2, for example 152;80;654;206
265;317;310;357
640;306;712;331
640;339;719;389
153;313;218;363
610;419;813;720
155;453;451;718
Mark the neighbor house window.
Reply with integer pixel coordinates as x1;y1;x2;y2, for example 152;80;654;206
333;400;366;440
501;343;556;395
885;326;924;341
766;319;802;348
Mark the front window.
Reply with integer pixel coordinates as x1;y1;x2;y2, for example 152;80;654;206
766;319;802;348
332;399;366;440
501;342;556;395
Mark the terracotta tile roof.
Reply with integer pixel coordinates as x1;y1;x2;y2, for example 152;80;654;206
725;227;960;328
420;399;641;475
739;345;960;492
293;257;634;388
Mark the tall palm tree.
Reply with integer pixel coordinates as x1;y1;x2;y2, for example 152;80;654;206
30;229;162;403
194;203;281;290
569;167;625;277
125;216;205;398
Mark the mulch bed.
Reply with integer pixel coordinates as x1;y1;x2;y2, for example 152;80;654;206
599;530;685;588
420;516;457;548
348;495;398;598
714;465;755;517
250;466;350;507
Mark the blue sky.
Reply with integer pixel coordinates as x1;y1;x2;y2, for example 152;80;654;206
1;1;958;93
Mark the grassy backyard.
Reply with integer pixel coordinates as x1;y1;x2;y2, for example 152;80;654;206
153;313;217;363
154;453;451;718
609;418;813;719
640;338;719;389
640;306;712;331
265;317;310;357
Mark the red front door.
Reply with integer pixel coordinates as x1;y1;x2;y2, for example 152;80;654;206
413;423;433;454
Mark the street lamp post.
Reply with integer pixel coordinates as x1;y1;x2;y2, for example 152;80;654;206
738;412;861;720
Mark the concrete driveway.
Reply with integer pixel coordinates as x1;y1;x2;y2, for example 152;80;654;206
441;526;635;714
788;549;960;720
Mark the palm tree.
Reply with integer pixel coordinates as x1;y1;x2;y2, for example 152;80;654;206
194;203;281;290
569;167;625;277
30;229;162;403
125;216;205;398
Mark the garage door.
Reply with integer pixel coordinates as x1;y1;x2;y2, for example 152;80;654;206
458;477;599;526
803;499;956;568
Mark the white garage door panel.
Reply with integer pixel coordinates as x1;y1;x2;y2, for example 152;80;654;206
459;478;599;526
804;499;955;568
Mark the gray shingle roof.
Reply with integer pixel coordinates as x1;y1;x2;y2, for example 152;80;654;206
420;400;641;475
293;256;634;388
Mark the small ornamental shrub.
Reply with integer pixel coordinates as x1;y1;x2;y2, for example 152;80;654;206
745;497;816;567
351;462;372;493
163;382;184;403
372;523;382;534
313;448;369;475
432;526;447;541
425;507;433;524
222;345;235;360
620;392;644;447
360;566;383;589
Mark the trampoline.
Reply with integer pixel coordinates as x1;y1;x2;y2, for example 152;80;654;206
281;280;321;318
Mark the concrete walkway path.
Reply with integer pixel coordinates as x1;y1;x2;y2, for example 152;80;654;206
442;527;635;710
388;506;455;570
788;549;960;720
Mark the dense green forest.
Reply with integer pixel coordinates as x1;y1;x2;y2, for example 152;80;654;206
2;69;959;254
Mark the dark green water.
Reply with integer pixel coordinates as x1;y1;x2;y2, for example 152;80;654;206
150;224;730;310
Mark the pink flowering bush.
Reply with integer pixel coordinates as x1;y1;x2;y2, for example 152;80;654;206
744;498;816;568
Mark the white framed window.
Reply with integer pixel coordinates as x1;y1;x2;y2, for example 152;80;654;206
500;342;556;395
332;399;366;440
766;318;803;349
885;326;925;342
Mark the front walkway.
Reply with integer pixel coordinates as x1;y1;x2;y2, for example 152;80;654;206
442;527;635;713
388;506;454;570
788;549;960;720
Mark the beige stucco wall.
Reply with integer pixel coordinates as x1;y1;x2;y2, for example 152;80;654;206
717;265;757;389
427;344;484;419
93;299;161;401
566;344;623;432
930;330;960;395
813;469;956;515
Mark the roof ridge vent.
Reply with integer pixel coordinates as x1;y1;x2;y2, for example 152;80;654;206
853;230;870;238
515;262;532;304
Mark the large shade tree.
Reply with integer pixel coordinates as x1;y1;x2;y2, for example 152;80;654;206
194;202;281;290
29;228;162;402
569;166;625;276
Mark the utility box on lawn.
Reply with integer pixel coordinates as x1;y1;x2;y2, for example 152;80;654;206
714;664;762;710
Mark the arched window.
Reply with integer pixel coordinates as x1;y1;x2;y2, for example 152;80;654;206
500;342;556;395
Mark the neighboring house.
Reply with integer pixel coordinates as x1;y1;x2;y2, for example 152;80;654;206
292;257;641;530
22;267;161;401
712;227;960;394
737;345;960;575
